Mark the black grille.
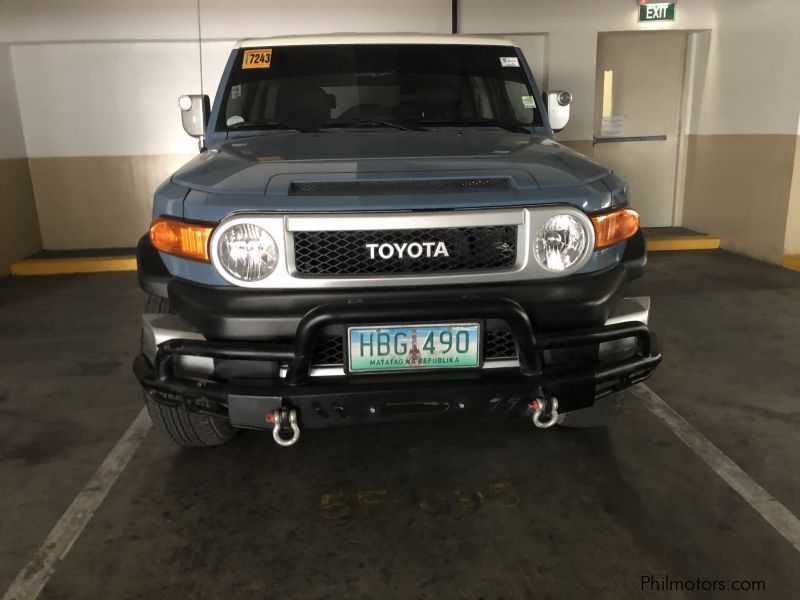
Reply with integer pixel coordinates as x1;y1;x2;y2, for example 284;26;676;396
290;177;513;196
311;335;345;366
484;326;517;360
294;226;517;276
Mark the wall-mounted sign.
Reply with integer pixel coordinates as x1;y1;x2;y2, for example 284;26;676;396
601;116;626;138
638;1;676;22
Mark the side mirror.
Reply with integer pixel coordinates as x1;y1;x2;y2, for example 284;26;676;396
545;91;572;133
178;94;210;147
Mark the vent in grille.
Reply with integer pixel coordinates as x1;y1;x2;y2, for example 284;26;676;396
294;226;517;276
290;177;513;196
311;335;345;366
483;327;517;360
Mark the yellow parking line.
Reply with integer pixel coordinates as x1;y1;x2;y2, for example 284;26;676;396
783;254;800;272
646;236;721;252
11;256;137;276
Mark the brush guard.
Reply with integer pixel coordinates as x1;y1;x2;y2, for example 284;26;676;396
134;298;661;445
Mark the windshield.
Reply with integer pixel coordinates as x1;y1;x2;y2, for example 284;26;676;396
217;44;542;132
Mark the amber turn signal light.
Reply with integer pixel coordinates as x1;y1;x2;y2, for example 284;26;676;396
150;217;214;262
591;208;640;249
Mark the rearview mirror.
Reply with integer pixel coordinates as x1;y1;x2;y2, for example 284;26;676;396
545;91;572;133
178;94;210;145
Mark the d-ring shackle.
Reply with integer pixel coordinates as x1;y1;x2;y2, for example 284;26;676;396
531;396;559;429
270;408;301;447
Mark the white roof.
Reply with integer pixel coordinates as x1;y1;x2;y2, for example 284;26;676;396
235;33;514;49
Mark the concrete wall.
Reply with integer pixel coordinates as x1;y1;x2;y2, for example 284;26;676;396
0;0;452;250
785;127;800;255
461;0;800;264
11;41;201;248
460;0;717;143
2;0;800;262
680;0;800;264
683;135;797;261
0;43;40;274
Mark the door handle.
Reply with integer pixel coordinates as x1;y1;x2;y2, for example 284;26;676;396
593;135;667;145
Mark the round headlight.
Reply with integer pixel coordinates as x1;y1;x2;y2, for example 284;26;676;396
533;214;588;272
216;223;278;282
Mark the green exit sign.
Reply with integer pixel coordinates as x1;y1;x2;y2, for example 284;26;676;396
638;1;676;22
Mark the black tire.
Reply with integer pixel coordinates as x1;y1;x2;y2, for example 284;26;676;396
557;391;625;428
141;294;238;447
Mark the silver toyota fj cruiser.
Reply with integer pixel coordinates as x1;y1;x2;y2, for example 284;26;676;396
133;34;661;447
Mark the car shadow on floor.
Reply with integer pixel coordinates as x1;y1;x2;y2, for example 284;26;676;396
40;403;800;599
134;417;669;598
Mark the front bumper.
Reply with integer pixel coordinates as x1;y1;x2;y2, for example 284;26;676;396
133;296;661;431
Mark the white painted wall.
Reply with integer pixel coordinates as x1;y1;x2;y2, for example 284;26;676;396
197;0;451;40
3;0;800;254
0;0;451;43
3;0;798;151
0;42;41;271
0;0;199;43
1;0;453;158
785;131;800;255
12;42;202;157
696;0;800;136
496;34;546;89
461;0;800;139
0;44;26;159
460;0;718;141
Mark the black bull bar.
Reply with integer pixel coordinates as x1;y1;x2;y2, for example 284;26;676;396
133;298;662;429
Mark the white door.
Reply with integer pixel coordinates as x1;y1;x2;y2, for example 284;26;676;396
593;32;688;227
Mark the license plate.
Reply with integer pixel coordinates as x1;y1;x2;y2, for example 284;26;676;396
347;323;481;373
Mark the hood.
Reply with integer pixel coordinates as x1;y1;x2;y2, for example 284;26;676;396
172;131;611;196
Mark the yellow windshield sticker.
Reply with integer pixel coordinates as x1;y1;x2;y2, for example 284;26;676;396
242;49;272;69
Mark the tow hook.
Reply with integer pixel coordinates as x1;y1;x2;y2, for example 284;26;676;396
267;407;301;447
529;394;559;429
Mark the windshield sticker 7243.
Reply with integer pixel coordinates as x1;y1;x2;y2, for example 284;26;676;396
242;49;272;69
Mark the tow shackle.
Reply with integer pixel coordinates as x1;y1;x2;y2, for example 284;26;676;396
530;394;559;429
267;408;301;447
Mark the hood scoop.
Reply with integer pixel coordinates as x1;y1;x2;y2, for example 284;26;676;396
289;176;515;196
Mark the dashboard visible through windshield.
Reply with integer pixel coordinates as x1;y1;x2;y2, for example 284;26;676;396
217;44;543;133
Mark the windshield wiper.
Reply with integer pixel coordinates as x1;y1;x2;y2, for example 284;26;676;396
416;118;530;134
319;118;416;131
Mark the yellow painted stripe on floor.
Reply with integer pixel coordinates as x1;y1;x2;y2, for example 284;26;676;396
647;236;720;252
11;256;137;276
783;254;800;272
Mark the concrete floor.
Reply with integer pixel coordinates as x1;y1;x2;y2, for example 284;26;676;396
1;250;799;599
